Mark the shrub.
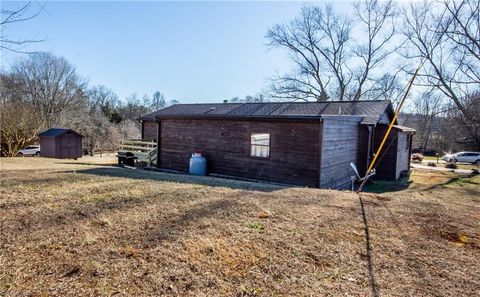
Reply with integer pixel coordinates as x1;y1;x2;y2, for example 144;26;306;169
427;161;436;167
411;153;424;163
445;162;457;169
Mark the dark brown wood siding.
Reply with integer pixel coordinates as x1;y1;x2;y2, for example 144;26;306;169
373;125;398;180
58;134;82;158
159;119;321;187
39;132;82;159
371;125;413;181
357;125;372;177
319;116;363;189
142;120;158;141
39;137;56;158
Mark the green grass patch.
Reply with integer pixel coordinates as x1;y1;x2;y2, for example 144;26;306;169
245;222;265;231
443;176;480;190
422;156;441;161
364;177;411;193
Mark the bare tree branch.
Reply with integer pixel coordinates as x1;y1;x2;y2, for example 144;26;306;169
403;0;479;135
266;2;399;101
0;1;45;54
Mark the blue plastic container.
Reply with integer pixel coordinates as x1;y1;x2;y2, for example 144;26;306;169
189;154;207;176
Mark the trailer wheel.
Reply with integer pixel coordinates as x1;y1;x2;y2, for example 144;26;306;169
118;156;125;165
125;152;135;167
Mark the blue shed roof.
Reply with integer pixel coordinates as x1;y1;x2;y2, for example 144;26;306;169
38;128;83;138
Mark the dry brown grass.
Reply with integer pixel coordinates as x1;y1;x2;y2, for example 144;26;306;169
0;158;479;296
0;155;117;171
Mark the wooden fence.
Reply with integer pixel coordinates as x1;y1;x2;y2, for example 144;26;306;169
118;140;157;166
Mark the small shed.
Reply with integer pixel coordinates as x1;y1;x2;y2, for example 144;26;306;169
38;128;83;159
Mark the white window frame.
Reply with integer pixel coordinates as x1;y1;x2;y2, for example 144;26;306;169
250;133;270;158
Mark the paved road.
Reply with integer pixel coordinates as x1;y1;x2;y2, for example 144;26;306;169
411;163;475;174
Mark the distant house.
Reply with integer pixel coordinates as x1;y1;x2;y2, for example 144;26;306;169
138;101;414;189
38;128;83;159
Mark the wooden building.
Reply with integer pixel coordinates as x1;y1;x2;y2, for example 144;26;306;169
38;128;83;159
138;101;414;189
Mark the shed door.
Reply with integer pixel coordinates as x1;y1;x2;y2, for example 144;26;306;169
60;135;77;158
395;133;409;179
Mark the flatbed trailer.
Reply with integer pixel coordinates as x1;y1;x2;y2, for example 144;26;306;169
117;139;157;167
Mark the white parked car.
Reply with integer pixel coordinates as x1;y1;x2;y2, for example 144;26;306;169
17;145;41;157
442;152;480;164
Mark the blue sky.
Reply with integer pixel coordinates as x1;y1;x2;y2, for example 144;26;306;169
2;1;354;103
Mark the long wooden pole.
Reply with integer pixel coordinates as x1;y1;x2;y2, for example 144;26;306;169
365;66;422;174
356;64;422;193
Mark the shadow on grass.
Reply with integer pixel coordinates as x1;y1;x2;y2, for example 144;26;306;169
418;175;479;193
59;166;287;193
363;177;412;193
6;192;152;236
358;195;380;297
55;162;116;167
7;187;241;246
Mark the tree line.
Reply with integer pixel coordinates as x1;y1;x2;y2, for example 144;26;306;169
0;53;177;156
224;0;479;151
267;0;479;150
1;0;479;153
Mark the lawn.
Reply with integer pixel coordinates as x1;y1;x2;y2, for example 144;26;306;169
420;156;480;171
1;157;479;296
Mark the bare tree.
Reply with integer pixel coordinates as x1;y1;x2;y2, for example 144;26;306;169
410;91;446;151
0;101;42;156
267;4;349;101
0;54;87;155
1;53;153;156
71;87;117;155
87;86;123;124
99;124;121;154
441;0;479;83
266;0;398;101
119;93;151;121
118;119;140;141
8;53;87;128
141;94;151;109
228;93;267;103
366;72;405;105
151;91;166;110
446;92;480;150
0;1;44;53
168;99;180;106
403;0;480;146
87;85;119;109
351;0;400;101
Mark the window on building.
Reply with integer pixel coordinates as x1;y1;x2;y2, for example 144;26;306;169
250;133;270;158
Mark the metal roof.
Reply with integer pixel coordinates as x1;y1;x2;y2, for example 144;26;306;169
139;100;394;122
38;128;83;138
392;125;416;133
360;117;380;125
